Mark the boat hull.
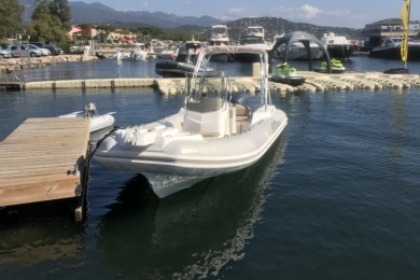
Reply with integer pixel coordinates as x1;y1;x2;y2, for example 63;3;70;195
155;60;195;77
326;44;354;59
59;112;115;132
90;115;115;132
94;106;287;197
369;45;420;61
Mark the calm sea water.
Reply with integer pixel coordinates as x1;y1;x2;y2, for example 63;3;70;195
0;57;420;280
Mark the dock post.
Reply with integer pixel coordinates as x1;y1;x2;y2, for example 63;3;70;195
74;157;89;222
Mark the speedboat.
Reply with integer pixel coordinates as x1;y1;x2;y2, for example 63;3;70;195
155;39;212;77
59;103;115;133
94;45;288;198
270;62;306;86
369;37;420;61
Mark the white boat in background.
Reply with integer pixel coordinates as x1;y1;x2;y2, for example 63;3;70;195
320;32;354;59
127;43;149;61
209;25;230;46
94;45;288;198
275;41;322;60
111;45;149;61
59;103;115;133
208;24;232;62
157;48;177;59
236;26;270;62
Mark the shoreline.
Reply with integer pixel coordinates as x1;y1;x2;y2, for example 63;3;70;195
0;54;99;74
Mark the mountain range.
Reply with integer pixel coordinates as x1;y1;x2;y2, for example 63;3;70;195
19;0;222;28
18;0;361;40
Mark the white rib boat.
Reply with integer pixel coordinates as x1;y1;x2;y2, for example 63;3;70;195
94;45;288;198
59;103;115;133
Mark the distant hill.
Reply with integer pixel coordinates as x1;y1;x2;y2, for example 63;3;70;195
225;17;361;42
19;0;222;28
19;1;362;40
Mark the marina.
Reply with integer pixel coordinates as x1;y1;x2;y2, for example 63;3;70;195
23;71;420;92
2;67;419;94
0;41;420;280
0;77;419;279
2;0;420;277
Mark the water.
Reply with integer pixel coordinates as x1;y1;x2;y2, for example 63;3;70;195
2;53;419;82
0;57;420;279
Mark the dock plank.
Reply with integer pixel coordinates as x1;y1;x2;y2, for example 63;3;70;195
0;117;90;207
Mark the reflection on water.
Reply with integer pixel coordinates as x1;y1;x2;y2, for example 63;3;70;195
96;136;287;279
0;201;85;272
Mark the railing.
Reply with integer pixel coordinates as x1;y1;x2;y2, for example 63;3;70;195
0;67;117;83
0;61;155;83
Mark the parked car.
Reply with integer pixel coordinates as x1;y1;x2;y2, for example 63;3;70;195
3;44;43;57
0;45;13;58
30;42;62;56
28;44;51;56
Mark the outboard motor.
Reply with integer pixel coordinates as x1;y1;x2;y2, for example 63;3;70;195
229;92;249;105
85;102;98;117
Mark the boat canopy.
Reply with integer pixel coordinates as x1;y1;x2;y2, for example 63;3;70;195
195;45;269;74
196;45;268;61
271;31;331;73
193;44;271;109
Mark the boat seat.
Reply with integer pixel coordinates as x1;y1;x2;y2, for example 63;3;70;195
236;121;250;134
235;104;251;121
234;104;251;133
186;97;224;113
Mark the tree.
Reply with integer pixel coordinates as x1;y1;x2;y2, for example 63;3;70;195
30;0;68;43
30;14;67;43
31;0;51;21
49;0;71;29
136;26;165;41
0;0;23;39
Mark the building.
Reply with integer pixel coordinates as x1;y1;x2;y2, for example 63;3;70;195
362;18;420;50
67;26;98;41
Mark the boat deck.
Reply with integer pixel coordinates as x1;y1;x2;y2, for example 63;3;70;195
0;117;90;220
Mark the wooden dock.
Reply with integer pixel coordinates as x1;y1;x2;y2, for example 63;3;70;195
0;117;90;221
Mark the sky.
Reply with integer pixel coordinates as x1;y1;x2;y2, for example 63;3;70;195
78;0;418;29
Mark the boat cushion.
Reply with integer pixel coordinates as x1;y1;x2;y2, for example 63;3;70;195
186;97;224;113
